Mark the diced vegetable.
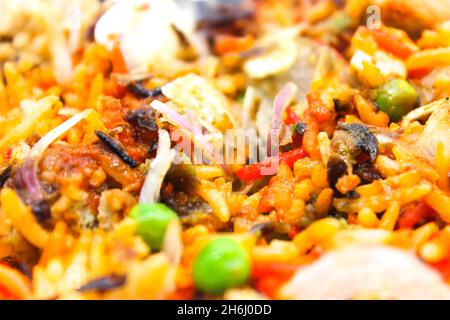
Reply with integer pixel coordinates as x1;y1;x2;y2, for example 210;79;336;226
375;79;418;121
334;122;379;160
430;258;450;282
214;35;254;56
129;203;178;251
236;148;308;182
398;201;433;229
284;107;301;125
0;264;32;300
406;47;450;70
111;42;127;74
366;28;417;59
193;237;250;294
0;188;50;249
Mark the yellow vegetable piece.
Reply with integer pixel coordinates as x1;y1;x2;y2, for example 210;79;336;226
0;188;50;248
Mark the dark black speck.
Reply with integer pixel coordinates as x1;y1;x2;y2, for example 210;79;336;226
126;109;158;131
127;83;162;99
78;274;126;293
0;165;12;188
346;190;361;199
96;131;137;168
337;122;378;160
327;156;348;189
354;161;382;184
333;98;344;112
1;256;32;279
148;141;159;155
295;122;307;136
32;200;51;224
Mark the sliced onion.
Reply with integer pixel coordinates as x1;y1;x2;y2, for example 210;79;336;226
51;32;73;85
29;109;95;159
159;218;183;295
150;101;231;174
15;159;42;202
139;129;175;204
162;219;183;266
242;86;257;129
267;83;297;156
271;83;297;133
151;100;194;132
401;99;443;128
16;109;96;201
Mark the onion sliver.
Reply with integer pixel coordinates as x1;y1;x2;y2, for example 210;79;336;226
16;109;97;201
150;100;230;173
29;109;95;159
268;83;297;155
139;129;175;204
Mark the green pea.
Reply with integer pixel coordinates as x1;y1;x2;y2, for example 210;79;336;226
375;78;418;122
129;203;177;251
193;237;250;294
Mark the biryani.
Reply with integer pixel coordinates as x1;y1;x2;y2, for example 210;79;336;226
0;0;449;300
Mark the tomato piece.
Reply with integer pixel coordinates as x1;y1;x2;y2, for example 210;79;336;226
252;262;301;298
0;284;18;300
408;67;432;79
308;92;334;123
279;148;308;167
367;28;416;59
285;107;301;125
111;42;128;74
235;164;265;182
103;79;127;98
255;276;287;299
252;262;300;279
165;287;195;300
0;264;31;299
236;148;308;182
430;258;450;282
398;201;434;229
214;35;254;55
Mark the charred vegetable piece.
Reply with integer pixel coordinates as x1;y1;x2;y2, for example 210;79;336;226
336;123;378;160
193;237;250;294
346;191;361;199
78;274;126;293
327;156;348;189
95;131;137;168
31;200;51;225
353;161;382;183
398;201;433;229
1;257;32;279
127;83;162;99
376;79;418;121
126;109;158;131
171;24;191;48
295;122;307;136
129;203;177;251
0;166;11;188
